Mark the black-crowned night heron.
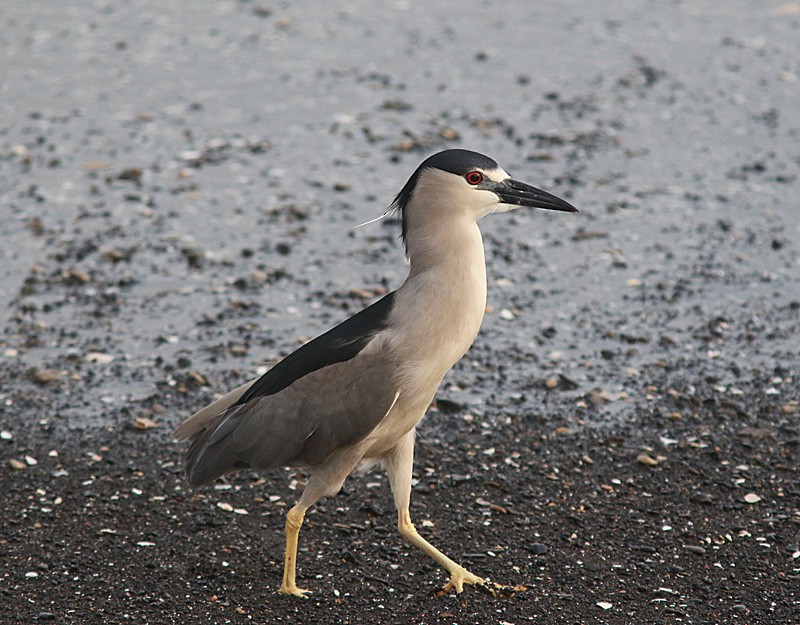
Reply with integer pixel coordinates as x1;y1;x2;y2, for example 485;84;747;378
174;149;577;597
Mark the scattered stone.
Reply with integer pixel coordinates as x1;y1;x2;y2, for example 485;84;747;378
636;452;666;466
133;417;158;430
87;352;115;364
9;458;26;470
349;288;374;300
596;602;612;610
28;368;65;384
440;127;460;140
528;543;548;555
743;493;761;504
779;401;798;414
62;268;91;285
683;545;707;555
180;244;205;268
572;229;609;241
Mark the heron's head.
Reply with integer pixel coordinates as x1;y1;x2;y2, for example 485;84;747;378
391;149;577;246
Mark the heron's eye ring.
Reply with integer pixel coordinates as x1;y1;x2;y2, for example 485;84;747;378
465;171;483;185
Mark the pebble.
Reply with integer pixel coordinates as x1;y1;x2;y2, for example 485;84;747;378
29;368;64;384
636;453;666;466
743;493;761;504
683;544;706;555
0;430;12;440
596;602;613;610
499;308;515;320
133;417;158;430
529;543;548;555
87;351;115;364
9;458;26;470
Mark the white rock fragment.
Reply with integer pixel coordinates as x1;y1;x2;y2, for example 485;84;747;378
0;430;12;440
217;502;234;512
743;493;761;504
24;455;38;466
87;352;115;364
596;601;612;610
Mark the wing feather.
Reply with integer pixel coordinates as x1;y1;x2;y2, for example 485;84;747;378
184;348;398;485
175;291;399;484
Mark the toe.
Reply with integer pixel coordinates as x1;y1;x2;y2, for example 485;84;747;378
437;567;485;596
279;585;312;598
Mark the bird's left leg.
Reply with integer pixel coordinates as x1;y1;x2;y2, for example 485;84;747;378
385;429;485;594
279;451;362;598
279;503;310;597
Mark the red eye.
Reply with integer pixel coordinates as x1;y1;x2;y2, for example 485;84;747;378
465;171;483;185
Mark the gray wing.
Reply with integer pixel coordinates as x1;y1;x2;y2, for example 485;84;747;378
181;347;399;485
172;379;256;441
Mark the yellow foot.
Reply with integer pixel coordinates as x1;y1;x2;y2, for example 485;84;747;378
435;570;527;598
436;566;485;596
278;584;312;598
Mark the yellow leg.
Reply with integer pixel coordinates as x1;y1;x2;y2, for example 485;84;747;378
398;508;485;594
279;505;310;597
387;431;523;597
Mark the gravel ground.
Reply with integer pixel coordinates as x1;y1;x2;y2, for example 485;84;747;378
2;2;799;623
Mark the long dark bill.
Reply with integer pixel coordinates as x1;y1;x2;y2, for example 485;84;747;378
495;178;578;212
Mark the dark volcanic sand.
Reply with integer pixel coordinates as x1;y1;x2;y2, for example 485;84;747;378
2;2;799;623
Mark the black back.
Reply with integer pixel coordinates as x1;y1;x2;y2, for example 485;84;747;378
236;292;396;404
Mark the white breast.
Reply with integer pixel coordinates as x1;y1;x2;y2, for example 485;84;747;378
359;217;488;458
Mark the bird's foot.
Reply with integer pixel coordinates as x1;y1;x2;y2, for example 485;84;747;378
278;584;312;598
435;569;527;598
436;566;485;596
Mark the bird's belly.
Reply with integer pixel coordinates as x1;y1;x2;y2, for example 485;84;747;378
358;381;439;459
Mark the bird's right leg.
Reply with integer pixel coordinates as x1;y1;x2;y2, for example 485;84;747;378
385;429;485;594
